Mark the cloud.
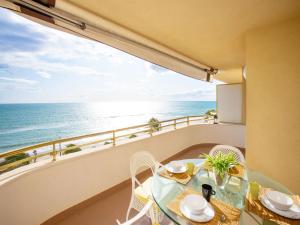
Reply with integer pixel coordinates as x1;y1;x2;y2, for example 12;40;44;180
165;87;216;101
144;62;170;78
0;76;38;85
173;88;215;96
0;64;9;69
0;8;219;103
0;8;133;81
0;10;46;52
1;50;109;77
37;71;51;79
0;75;39;93
149;64;169;73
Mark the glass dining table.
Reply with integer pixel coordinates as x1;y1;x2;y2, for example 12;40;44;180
151;159;292;225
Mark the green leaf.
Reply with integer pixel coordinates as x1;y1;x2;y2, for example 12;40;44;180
201;151;238;176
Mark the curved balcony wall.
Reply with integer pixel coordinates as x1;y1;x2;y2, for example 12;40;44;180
0;123;245;225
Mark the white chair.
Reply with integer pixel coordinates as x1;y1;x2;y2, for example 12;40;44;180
125;151;164;225
209;144;246;164
117;199;154;225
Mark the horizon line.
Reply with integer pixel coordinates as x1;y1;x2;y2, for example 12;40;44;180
0;100;216;104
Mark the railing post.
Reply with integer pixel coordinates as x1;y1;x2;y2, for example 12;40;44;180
149;124;153;137
112;130;116;146
52;143;57;161
33;150;37;163
187;116;190;126
58;137;62;156
174;119;177;129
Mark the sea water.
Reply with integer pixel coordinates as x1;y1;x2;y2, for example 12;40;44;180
0;101;215;152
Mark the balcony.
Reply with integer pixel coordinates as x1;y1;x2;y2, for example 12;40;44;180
0;120;245;225
43;143;245;225
0;1;299;225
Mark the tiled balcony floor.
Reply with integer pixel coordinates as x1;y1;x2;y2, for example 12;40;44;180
43;144;245;225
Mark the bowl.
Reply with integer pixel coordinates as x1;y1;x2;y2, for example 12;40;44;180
266;190;294;211
165;161;187;173
181;194;208;215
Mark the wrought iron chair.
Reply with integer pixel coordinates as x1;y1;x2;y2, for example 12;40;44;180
209;144;245;164
125;151;164;225
208;144;246;184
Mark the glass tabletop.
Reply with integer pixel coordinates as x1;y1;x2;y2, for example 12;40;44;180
151;159;249;225
151;159;293;225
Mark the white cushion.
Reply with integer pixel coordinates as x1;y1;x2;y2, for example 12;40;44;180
134;177;153;200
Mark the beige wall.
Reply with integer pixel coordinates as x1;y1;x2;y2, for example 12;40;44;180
246;16;300;194
0;124;244;225
215;68;243;83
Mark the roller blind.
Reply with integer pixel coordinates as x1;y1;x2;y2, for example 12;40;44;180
0;0;217;81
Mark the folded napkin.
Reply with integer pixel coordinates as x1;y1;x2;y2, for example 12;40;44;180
167;188;241;225
249;182;260;199
246;182;300;225
186;162;195;176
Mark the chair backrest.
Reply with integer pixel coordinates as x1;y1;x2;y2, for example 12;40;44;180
125;151;160;221
117;199;153;225
130;151;159;178
209;145;246;164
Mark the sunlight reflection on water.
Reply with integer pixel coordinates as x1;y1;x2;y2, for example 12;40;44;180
0;101;215;152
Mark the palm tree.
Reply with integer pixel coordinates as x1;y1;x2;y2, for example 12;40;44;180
148;118;161;132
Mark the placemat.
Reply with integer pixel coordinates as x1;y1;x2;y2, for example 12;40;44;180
245;182;300;225
201;162;245;179
167;188;241;225
159;165;201;185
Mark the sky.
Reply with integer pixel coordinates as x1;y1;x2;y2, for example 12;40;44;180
0;8;218;103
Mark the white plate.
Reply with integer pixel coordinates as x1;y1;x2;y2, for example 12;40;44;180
182;194;207;214
180;201;215;222
165;161;187;174
266;190;294;211
260;192;300;219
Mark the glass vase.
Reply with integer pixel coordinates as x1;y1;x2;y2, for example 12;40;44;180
213;169;229;189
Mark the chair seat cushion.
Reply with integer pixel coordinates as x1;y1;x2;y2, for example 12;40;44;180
134;176;153;201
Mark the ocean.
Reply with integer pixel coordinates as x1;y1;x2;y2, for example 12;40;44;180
0;101;215;153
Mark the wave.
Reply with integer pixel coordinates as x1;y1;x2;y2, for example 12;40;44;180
0;140;40;150
0;123;68;135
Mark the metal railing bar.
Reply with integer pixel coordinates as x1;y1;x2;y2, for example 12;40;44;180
115;129;151;139
0;130;114;158
175;121;189;125
0;151;51;171
189;118;205;122
159;124;174;129
0;115;206;160
58;137;114;154
114;123;149;132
